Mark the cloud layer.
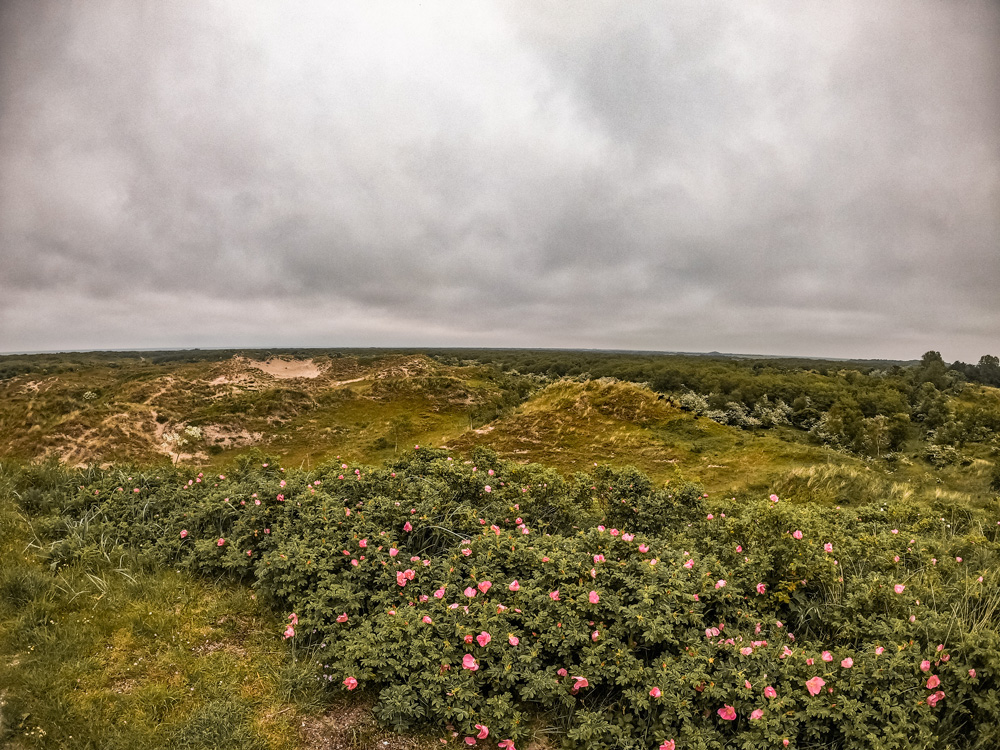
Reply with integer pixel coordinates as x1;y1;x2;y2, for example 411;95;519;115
2;0;998;360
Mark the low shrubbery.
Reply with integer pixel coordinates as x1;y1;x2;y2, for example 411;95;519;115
6;449;1000;749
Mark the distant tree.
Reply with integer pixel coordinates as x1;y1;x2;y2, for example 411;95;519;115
978;355;1000;386
915;351;949;390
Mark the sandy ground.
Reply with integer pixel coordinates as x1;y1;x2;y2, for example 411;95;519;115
247;358;323;379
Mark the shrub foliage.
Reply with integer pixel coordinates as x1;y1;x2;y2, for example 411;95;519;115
8;449;1000;749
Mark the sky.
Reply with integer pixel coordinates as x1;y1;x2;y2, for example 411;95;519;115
1;1;998;362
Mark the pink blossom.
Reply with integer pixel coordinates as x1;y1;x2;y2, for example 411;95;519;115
508;635;519;646
824;543;833;553
969;669;977;678
557;668;568;677
571;676;589;692
422;616;433;624
462;548;472;557
927;690;945;707
180;529;188;538
660;742;676;750
638;544;649;553
396;572;407;587
920;660;931;672
498;741;516;750
403;521;412;532
715;579;727;589
894;583;905;594
745;680;753;690
591;630;600;641
589;590;600;604
465;587;477;598
841;657;853;668
217;538;225;547
283;624;295;639
926;674;941;689
462;654;479;671
756;582;766;594
476;631;491;647
404;569;415;580
792;530;803;540
549;590;560;601
717;705;736;721
741;647;753;656
764;686;777;698
821;651;833;662
594;554;605;564
389;547;399;557
509;580;520;591
875;646;885;655
806;676;826;696
683;559;695;569
477;581;492;594
475;724;489;740
706;514;714;520
434;587;446;599
750;709;764;720
337;613;348;623
359;539;367;548
343;676;358;690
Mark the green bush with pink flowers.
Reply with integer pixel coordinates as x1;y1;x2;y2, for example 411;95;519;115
10;448;1000;749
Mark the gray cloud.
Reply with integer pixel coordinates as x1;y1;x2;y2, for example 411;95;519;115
1;0;998;360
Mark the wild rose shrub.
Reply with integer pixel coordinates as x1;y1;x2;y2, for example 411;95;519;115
14;449;1000;750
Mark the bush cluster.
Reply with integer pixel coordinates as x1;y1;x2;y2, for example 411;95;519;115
11;449;1000;749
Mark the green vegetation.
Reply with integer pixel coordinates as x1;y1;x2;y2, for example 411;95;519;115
1;347;999;748
3;450;999;749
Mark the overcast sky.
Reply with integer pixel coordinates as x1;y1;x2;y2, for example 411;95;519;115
1;1;998;361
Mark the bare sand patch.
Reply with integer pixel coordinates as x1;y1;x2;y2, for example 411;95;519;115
247;358;323;379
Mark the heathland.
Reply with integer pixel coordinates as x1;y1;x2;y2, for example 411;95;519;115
1;348;998;749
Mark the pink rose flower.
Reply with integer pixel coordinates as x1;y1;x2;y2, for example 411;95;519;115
806;676;826;696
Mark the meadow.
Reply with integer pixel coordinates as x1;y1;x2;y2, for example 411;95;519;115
1;349;998;749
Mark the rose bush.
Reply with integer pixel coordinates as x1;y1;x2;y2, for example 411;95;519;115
13;448;1000;749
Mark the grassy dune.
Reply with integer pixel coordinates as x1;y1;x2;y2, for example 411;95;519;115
1;351;998;748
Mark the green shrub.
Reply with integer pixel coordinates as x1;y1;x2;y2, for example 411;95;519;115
9;452;1000;749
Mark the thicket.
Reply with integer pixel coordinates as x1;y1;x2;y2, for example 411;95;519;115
438;350;1000;460
6;448;1000;749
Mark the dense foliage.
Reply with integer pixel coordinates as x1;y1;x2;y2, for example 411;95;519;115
9;448;1000;749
